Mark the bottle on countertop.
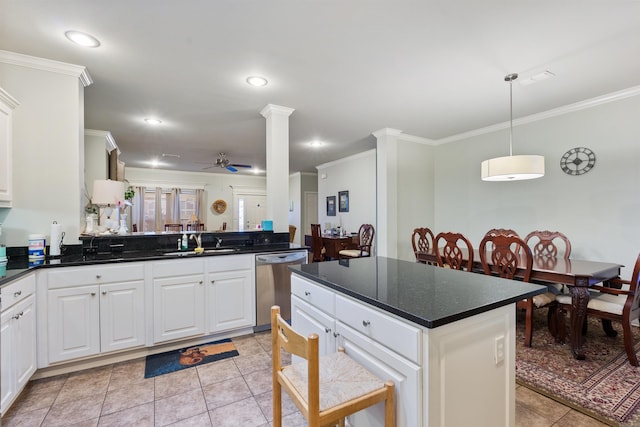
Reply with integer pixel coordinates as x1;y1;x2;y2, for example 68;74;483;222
182;232;188;250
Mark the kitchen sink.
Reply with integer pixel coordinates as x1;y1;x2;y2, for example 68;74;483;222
163;248;238;256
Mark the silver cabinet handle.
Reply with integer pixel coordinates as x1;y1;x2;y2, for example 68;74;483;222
91;292;96;296
102;290;107;295
13;290;22;297
210;280;215;284
305;291;311;296
324;328;331;333
362;320;371;327
333;332;340;338
96;275;101;279
199;280;203;285
13;311;23;320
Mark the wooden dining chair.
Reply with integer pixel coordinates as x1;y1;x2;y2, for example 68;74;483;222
556;253;640;366
524;230;571;259
186;223;205;231
433;232;474;271
289;225;297;243
412;227;435;264
164;223;183;232
339;224;375;259
310;224;325;262
271;306;395;427
479;234;558;347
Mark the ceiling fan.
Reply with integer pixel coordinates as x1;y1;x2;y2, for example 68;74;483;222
203;153;252;173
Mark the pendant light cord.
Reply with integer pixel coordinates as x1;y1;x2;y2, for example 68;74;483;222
505;73;518;157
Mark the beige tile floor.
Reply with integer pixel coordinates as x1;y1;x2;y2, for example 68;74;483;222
2;331;610;427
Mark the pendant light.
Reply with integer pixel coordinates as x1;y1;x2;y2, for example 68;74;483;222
481;73;544;181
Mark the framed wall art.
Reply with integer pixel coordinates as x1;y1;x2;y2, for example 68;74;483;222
338;190;349;212
326;196;336;216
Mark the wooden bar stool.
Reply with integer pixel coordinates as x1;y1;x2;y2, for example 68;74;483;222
271;306;395;426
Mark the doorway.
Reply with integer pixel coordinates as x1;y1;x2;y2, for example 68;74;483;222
233;190;267;231
303;191;318;237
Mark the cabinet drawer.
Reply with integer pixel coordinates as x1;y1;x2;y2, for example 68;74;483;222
47;263;144;289
336;295;421;364
206;254;253;272
153;258;204;278
1;273;36;311
291;275;335;315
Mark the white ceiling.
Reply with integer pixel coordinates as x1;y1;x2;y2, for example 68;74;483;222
1;1;639;175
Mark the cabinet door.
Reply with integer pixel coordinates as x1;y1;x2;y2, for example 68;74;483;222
0;92;16;206
48;286;100;363
14;295;36;391
336;322;422;427
0;308;14;413
207;269;254;333
100;280;145;352
291;295;336;357
153;275;205;343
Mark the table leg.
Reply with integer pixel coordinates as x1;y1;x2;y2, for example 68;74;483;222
569;286;590;360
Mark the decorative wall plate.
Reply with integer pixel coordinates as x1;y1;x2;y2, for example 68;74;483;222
212;199;227;214
560;147;596;176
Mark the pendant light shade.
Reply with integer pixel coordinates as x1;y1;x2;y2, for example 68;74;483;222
481;73;545;181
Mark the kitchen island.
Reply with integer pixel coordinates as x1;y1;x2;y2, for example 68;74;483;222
289;257;546;427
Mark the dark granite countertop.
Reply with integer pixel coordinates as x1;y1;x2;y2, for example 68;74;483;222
0;243;307;287
290;256;547;329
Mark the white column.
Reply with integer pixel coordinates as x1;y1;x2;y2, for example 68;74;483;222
373;128;402;258
260;104;295;233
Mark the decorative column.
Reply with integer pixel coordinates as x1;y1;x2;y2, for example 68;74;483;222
373;128;402;258
260;104;295;233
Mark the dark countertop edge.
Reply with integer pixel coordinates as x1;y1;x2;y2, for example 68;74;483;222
290;268;546;329
0;244;308;287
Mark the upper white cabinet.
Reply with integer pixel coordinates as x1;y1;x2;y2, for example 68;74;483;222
0;88;19;207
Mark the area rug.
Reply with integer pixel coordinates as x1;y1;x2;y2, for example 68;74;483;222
144;338;239;378
516;310;640;426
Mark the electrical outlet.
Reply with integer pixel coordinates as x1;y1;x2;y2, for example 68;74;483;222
494;335;505;364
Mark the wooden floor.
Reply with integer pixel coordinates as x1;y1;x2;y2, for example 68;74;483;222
2;331;609;427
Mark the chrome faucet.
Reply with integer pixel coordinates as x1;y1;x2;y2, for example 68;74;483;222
190;233;203;249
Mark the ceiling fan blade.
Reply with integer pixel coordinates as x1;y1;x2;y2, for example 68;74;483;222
229;163;252;168
201;165;215;170
226;165;238;173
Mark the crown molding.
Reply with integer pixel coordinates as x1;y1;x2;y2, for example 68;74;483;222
398;133;436;145
372;128;402;138
85;129;118;154
316;148;376;171
0;50;93;87
0;87;19;109
436;85;640;145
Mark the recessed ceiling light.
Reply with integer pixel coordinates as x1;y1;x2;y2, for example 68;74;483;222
65;30;100;48
309;140;324;148
246;76;268;87
144;118;162;125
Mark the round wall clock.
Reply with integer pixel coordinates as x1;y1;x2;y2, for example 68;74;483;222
560;147;596;176
212;199;227;214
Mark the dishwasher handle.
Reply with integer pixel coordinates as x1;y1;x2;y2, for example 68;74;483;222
256;251;307;264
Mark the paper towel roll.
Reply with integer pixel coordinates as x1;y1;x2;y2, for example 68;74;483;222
50;221;62;257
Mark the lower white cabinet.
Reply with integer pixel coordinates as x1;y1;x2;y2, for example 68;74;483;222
46;264;145;364
153;274;205;343
1;274;37;415
290;275;422;426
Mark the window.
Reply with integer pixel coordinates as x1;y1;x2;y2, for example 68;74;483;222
141;188;202;232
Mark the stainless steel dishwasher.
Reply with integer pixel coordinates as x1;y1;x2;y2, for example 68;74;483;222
255;250;307;331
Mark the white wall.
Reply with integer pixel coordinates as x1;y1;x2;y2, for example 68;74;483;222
0;58;87;246
317;150;376;235
125;167;266;232
397;140;435;261
433;93;640;277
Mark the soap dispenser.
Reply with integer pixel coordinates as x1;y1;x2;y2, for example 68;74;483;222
182;232;188;250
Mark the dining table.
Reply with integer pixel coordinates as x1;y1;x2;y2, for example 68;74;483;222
416;249;622;360
304;233;358;260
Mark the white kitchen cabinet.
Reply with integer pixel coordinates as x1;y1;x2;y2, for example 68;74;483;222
0;88;18;207
290;274;422;426
206;254;254;333
46;263;145;364
291;294;337;356
153;259;205;343
1;274;37;415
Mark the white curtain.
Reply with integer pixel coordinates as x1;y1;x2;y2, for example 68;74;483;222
131;186;145;232
154;188;163;232
166;188;181;225
195;189;206;229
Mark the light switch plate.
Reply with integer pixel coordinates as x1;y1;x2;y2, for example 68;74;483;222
494;335;505;364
